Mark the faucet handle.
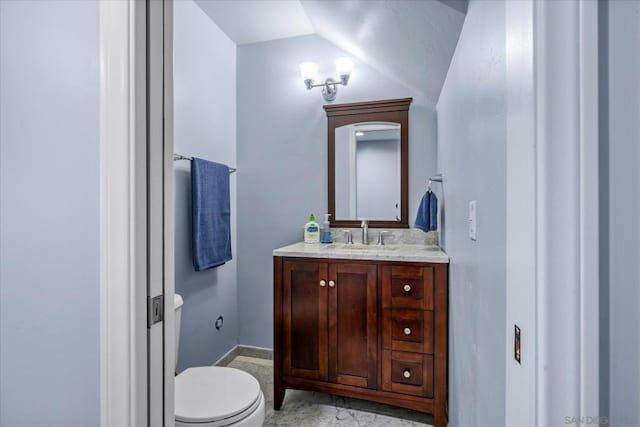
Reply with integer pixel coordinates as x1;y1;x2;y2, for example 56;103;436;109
376;231;388;245
342;229;354;244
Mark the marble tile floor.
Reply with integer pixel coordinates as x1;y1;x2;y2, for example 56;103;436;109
224;355;433;427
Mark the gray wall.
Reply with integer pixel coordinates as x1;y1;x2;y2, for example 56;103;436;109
237;34;437;347
600;0;640;424
174;0;238;370
436;1;506;426
0;1;100;425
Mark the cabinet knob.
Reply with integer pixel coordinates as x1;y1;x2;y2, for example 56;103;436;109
403;284;411;292
320;280;326;287
329;280;336;288
404;327;411;335
403;369;411;379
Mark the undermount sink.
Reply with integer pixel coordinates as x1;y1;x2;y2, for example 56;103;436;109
320;243;400;251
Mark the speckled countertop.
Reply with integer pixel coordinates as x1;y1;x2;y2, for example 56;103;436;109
273;242;449;263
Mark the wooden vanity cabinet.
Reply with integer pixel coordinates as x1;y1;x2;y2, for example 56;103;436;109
280;260;378;387
274;256;449;427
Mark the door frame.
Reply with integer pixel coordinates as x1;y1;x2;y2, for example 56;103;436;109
100;0;601;424
505;0;599;425
100;0;174;425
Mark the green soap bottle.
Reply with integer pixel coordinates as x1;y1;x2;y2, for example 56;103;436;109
304;214;320;243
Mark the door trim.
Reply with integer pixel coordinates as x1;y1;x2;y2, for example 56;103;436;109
99;1;148;426
162;0;176;423
505;0;599;425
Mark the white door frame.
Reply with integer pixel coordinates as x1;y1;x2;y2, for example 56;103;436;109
101;0;601;425
100;0;174;425
99;1;147;425
505;0;599;425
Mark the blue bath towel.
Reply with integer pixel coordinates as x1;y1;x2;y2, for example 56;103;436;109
429;191;438;231
414;190;438;232
191;158;231;271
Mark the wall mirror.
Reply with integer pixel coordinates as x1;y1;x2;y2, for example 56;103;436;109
325;98;411;228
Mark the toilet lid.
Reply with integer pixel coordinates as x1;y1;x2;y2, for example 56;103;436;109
175;366;262;424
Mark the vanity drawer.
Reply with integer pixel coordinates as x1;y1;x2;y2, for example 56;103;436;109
382;266;433;310
392;310;424;343
383;309;434;353
381;350;434;398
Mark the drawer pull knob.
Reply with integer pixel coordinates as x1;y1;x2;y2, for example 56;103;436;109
403;284;411;292
329;280;336;288
404;327;411;335
320;280;326;287
403;369;411;379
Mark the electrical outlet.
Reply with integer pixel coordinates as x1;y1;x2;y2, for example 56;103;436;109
468;200;477;241
514;325;521;364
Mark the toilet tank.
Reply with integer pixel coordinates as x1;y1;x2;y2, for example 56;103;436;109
174;294;183;370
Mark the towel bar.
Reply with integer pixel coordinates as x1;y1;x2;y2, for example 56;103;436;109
173;153;236;173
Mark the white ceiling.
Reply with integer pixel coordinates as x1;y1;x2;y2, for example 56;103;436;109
194;0;465;105
194;0;314;45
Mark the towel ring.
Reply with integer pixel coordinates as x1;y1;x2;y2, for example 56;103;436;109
428;174;443;191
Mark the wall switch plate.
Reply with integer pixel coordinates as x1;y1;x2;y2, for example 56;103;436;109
468;200;477;241
514;324;521;364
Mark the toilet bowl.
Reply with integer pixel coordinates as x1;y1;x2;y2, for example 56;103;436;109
174;295;265;427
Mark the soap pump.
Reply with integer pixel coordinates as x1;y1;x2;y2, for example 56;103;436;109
320;214;333;243
304;214;320;243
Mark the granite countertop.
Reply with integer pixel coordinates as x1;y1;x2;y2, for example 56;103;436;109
273;242;449;263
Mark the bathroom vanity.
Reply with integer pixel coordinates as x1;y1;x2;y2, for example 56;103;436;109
272;241;449;427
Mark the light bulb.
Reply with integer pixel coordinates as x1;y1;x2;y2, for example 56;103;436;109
300;62;318;83
335;57;354;85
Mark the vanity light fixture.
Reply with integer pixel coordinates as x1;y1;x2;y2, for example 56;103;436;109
300;57;354;102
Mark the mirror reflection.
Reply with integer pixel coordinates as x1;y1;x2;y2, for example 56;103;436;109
334;122;401;221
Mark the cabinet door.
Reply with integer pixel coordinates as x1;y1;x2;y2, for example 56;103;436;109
282;260;329;381
328;263;378;389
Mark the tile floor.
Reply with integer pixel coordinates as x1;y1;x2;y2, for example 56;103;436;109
225;355;433;427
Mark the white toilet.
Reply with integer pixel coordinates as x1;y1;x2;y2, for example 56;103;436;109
174;295;265;427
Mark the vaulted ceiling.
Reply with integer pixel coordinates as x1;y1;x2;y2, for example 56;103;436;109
195;0;466;105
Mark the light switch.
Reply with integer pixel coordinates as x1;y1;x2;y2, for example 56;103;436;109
468;200;477;241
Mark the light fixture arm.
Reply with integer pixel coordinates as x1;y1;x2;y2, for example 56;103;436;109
305;77;348;102
306;79;346;89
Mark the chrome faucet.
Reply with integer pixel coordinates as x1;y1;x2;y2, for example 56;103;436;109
343;229;354;244
376;231;388;245
361;220;369;245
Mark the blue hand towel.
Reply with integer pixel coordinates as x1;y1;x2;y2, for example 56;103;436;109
191;158;231;271
414;191;431;232
428;191;438;231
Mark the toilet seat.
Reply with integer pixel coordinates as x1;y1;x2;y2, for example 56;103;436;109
175;366;263;426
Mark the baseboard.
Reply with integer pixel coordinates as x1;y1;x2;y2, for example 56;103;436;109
214;345;273;366
236;345;273;360
213;346;241;367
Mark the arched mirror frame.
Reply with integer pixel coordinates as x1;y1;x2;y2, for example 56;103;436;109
324;97;412;228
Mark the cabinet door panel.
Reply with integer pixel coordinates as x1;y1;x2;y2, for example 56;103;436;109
328;263;377;388
283;260;328;380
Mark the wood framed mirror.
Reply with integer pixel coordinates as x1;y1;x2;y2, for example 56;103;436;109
324;98;412;228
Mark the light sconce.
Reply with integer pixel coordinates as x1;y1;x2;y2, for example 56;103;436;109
300;57;354;102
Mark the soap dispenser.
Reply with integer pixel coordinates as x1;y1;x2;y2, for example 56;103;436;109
320;214;333;243
304;214;320;243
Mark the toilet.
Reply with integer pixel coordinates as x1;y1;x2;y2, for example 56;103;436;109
174;295;265;427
